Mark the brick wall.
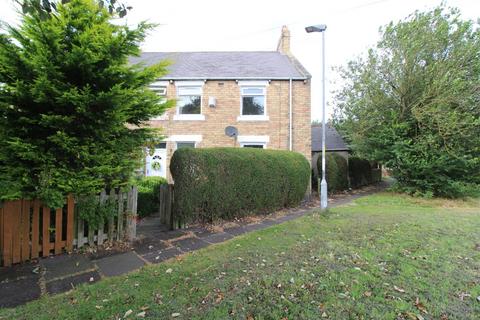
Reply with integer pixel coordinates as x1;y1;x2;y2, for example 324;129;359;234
147;79;311;182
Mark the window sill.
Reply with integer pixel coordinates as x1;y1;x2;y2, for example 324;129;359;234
237;115;269;122
173;114;205;121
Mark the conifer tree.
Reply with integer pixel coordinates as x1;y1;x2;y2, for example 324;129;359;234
0;0;171;207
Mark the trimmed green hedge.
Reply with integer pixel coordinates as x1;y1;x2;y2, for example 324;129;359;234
316;153;349;193
170;147;310;223
136;176;168;218
348;157;382;188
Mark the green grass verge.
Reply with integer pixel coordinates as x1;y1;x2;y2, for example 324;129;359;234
1;193;479;319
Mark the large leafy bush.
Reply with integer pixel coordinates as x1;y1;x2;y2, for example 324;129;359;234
170;148;310;224
333;6;480;197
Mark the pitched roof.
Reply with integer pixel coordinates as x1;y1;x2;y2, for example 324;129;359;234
129;51;310;80
311;124;349;152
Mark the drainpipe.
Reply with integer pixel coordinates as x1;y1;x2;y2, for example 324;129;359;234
289;78;293;151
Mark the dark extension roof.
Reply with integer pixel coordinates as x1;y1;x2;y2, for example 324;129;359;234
129;51;310;80
311;123;350;152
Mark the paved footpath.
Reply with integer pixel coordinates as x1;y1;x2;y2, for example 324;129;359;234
0;182;388;308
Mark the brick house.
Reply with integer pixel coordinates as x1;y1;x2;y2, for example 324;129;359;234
130;26;311;182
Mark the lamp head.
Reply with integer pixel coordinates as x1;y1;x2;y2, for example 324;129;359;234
305;24;327;33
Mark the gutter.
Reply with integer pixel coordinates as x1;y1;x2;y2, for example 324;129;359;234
158;76;309;81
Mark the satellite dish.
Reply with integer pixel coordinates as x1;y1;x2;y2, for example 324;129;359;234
225;126;238;137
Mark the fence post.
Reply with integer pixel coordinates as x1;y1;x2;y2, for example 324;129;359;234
0;203;4;266
97;190;107;245
66;195;74;252
1;201;13;266
159;185;165;225
108;189;116;242
166;184;174;230
125;186;137;241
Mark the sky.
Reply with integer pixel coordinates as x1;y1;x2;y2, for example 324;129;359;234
1;0;479;120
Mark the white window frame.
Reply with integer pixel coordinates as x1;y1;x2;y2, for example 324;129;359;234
237;135;269;148
168;135;202;149
150;81;169;120
237;81;269;121
174;81;205;121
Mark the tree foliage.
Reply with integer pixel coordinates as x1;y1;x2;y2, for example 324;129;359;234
333;6;480;197
0;0;171;207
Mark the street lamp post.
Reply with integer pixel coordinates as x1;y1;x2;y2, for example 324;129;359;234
306;24;328;210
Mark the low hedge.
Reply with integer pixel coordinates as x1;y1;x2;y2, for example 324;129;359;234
136;176;168;218
170;147;310;223
348;157;382;188
316;153;349;193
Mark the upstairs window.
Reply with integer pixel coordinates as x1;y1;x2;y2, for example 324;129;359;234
241;87;266;116
177;86;202;115
150;82;168;120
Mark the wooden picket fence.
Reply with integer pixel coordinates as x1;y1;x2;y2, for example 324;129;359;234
0;186;137;267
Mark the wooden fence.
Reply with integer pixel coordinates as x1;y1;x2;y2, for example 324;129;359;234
159;184;174;229
158;184;185;230
0;186;137;267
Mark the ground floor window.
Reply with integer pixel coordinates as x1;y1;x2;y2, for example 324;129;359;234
176;141;196;149
240;143;265;149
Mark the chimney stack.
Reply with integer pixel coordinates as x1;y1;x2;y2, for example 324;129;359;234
277;25;291;55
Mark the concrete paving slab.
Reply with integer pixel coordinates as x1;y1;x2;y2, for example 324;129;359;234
46;271;101;295
203;232;234;244
151;229;187;241
224;225;248;236
133;237;169;255
190;227;216;238
40;254;95;281
172;237;210;252
142;247;182;264
0;262;39;283
0;270;41;308
87;248;127;261
95;251;145;277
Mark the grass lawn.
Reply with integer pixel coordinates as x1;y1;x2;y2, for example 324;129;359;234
1;193;479;319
